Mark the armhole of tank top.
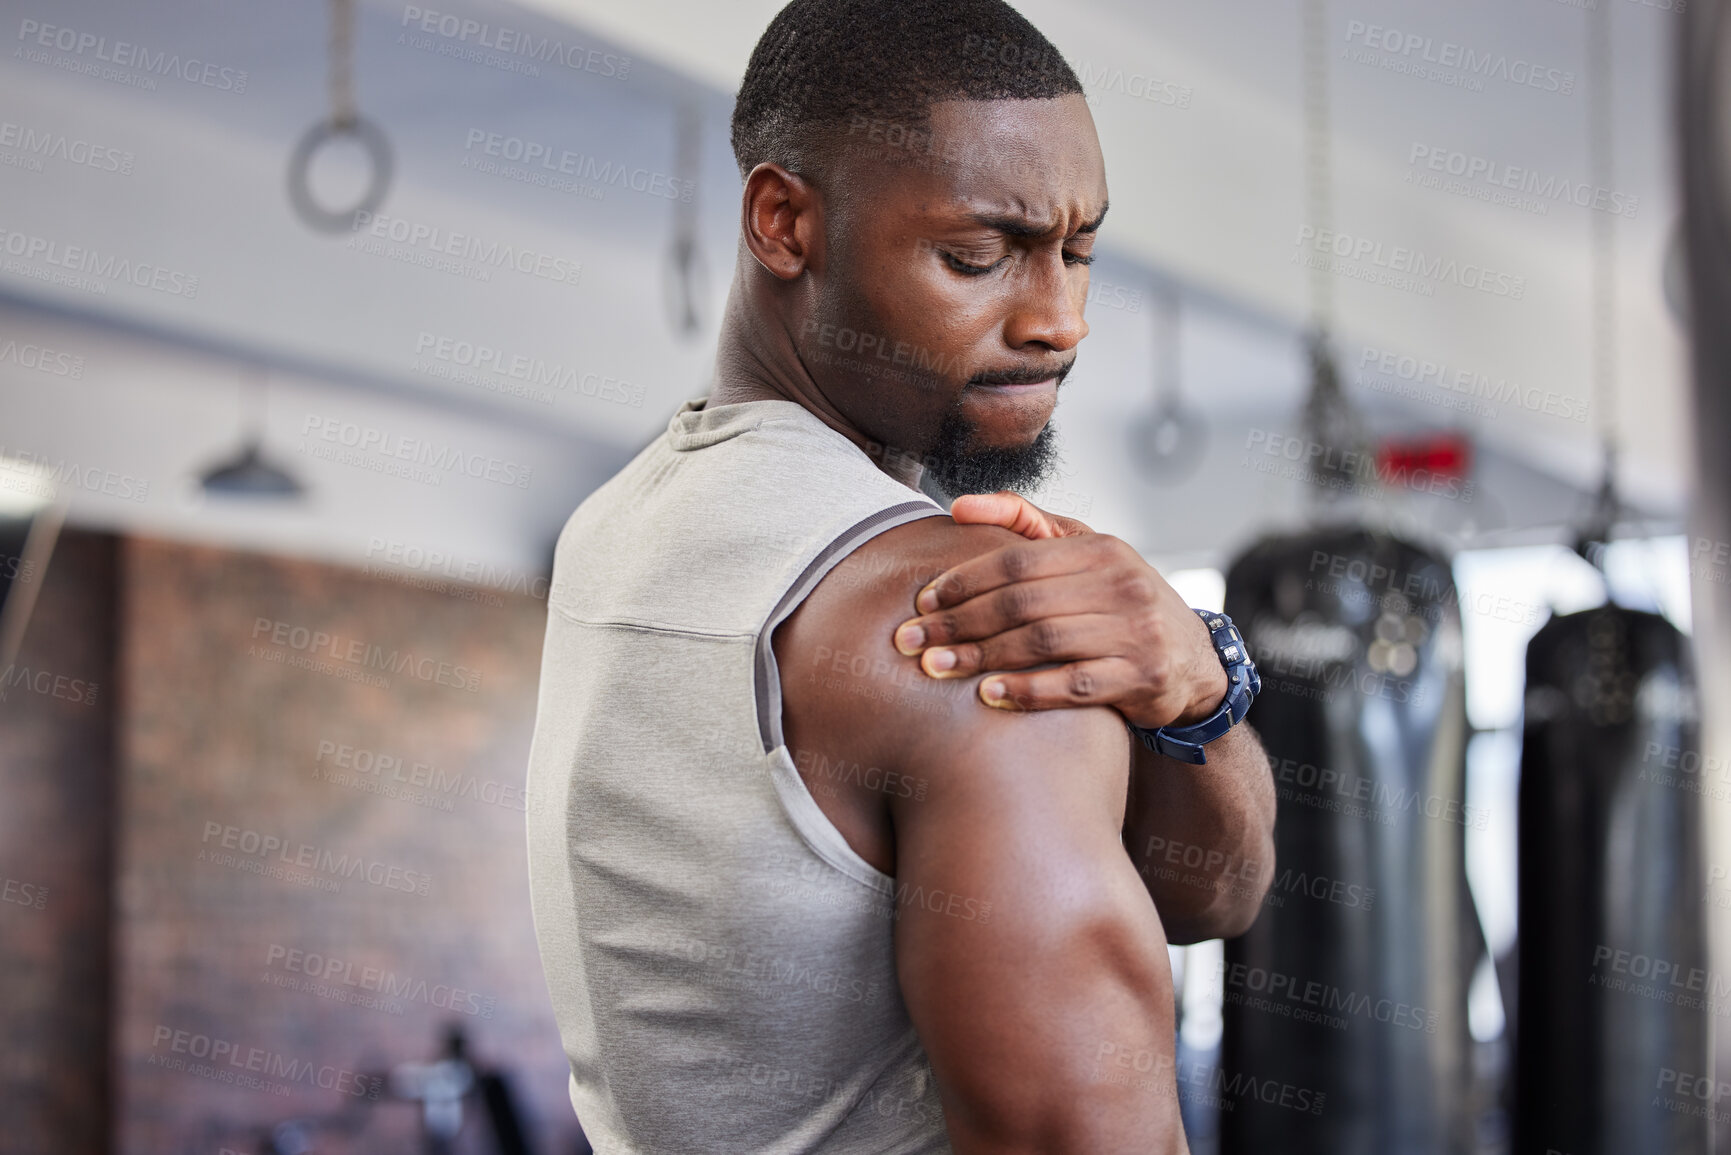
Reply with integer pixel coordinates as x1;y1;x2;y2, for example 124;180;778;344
754;500;950;893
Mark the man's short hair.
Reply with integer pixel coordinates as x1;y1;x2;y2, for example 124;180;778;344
729;0;1083;180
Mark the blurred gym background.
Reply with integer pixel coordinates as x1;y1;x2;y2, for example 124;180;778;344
2;0;1729;1151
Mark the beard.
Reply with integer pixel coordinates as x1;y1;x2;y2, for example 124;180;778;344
920;393;1062;499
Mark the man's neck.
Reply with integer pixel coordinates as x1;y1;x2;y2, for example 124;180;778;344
709;280;927;493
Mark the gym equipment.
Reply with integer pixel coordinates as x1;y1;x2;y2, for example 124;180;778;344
1512;603;1707;1153
1211;4;1477;1143
287;0;393;233
662;102;711;340
1679;0;1731;1124
1128;285;1207;485
200;1024;546;1155
1218;527;1477;1155
1511;1;1713;1142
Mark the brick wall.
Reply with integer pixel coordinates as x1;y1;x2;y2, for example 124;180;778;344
112;535;582;1155
0;527;118;1155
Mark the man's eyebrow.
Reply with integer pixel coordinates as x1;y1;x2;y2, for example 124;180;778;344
965;202;1110;238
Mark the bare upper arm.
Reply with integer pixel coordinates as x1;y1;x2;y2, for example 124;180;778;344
774;518;1035;874
774;518;1188;1153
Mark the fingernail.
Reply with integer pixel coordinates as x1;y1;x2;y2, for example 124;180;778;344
894;623;926;654
916;584;940;614
981;679;1008;705
923;647;957;675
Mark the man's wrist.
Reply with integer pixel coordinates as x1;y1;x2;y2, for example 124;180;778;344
1122;621;1231;730
1173;661;1231;727
1126;610;1259;765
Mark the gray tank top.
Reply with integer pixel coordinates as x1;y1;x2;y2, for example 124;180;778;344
525;396;954;1154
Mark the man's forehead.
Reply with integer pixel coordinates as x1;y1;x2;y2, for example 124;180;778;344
862;95;1107;228
925;93;1095;134
901;174;1109;238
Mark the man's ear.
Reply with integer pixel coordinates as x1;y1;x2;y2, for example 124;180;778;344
741;162;822;281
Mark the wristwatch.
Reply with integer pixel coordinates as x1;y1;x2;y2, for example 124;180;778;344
1127;609;1260;765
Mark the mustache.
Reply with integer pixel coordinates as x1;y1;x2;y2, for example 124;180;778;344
966;359;1076;387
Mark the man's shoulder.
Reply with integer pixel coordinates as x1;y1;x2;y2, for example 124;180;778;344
778;517;1019;725
773;516;1125;771
822;516;1026;616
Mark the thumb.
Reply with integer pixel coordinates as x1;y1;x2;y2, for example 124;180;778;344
948;490;1092;539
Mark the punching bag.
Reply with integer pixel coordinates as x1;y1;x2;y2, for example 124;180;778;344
1680;0;1731;1141
1219;527;1476;1155
1513;605;1707;1154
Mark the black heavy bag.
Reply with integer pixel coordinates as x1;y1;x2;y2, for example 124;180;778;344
1513;605;1707;1154
1219;528;1476;1155
1681;0;1731;1145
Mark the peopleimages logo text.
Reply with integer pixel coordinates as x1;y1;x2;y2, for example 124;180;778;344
1408;144;1637;218
16;19;249;92
1358;346;1588;423
1343;20;1574;94
0;120;133;174
1294;227;1526;300
462;130;692;201
299;415;534;489
251;616;483;693
400;7;630;78
0;227;199;298
349;211;582;287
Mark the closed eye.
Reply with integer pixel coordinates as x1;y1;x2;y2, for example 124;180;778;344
943;251;1095;275
943;251;1005;276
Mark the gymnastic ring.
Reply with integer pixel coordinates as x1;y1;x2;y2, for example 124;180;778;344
286;116;393;234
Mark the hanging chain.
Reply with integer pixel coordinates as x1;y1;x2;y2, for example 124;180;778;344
667;102;704;335
673;103;702;237
1297;0;1365;502
1586;0;1617;483
329;0;357;129
1302;0;1334;339
1154;282;1181;408
288;0;391;231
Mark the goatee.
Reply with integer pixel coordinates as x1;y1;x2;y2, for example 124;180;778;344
921;398;1061;499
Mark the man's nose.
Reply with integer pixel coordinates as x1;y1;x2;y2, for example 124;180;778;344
1003;252;1089;353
